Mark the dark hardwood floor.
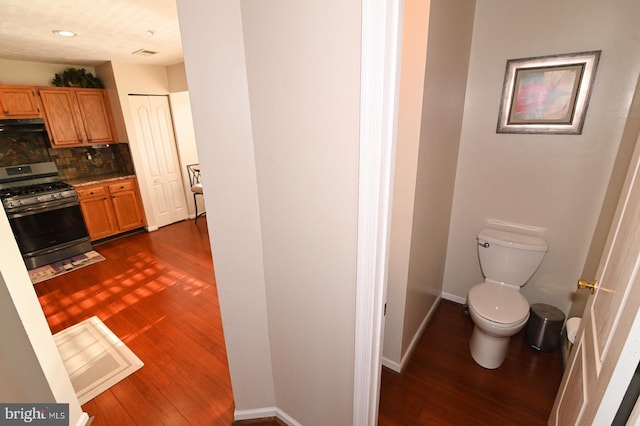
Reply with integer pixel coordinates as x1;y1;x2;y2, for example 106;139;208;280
34;219;563;425
378;299;564;425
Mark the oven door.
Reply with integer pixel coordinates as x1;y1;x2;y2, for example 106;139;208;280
7;199;92;269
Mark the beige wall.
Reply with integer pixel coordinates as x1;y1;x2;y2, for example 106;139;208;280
383;0;431;367
443;0;640;315
0;58;96;86
178;0;360;424
383;0;475;369
242;0;360;421
167;63;189;92
177;0;276;415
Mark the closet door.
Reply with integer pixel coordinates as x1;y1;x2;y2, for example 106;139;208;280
129;95;188;228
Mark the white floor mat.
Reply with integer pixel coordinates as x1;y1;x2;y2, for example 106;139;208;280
54;316;143;405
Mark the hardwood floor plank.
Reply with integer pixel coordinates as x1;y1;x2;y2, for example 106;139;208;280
81;390;136;426
378;299;564;425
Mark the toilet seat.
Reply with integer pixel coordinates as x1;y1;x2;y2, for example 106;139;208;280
468;282;529;325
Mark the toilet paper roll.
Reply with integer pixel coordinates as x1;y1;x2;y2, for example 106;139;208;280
566;317;581;344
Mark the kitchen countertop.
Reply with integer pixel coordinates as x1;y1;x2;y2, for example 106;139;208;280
64;174;137;187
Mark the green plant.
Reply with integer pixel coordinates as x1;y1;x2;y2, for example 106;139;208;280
51;68;104;88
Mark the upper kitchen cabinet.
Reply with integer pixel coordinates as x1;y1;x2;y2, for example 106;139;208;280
0;85;41;118
38;87;118;147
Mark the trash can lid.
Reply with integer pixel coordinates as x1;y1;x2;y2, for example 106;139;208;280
530;303;564;321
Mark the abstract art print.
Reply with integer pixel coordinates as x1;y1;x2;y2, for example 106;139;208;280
496;51;601;134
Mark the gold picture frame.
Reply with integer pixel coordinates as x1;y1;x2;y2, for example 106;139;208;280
496;50;601;134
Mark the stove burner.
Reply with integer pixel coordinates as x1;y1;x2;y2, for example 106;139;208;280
0;181;74;199
0;162;79;210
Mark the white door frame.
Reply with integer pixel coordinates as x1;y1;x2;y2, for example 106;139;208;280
353;0;402;424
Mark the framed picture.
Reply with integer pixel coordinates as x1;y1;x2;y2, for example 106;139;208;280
496;50;601;134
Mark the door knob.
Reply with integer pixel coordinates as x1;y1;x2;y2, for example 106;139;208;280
577;278;598;294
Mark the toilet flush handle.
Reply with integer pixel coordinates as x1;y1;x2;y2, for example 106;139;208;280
478;241;490;248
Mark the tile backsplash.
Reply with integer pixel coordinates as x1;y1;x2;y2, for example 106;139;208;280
50;144;135;180
0;131;50;166
0;131;135;179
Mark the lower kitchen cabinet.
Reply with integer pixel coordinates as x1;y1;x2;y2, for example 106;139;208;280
76;177;145;241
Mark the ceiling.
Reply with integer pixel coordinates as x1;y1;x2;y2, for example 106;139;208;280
0;0;183;67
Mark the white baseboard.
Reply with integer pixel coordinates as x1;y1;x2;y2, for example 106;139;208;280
234;407;301;426
74;412;90;426
382;295;442;373
381;356;402;373
234;407;277;421
441;292;466;305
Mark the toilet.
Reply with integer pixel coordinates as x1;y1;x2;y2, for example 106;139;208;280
467;228;548;369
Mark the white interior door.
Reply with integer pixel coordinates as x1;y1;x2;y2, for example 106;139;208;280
549;133;640;425
129;95;188;228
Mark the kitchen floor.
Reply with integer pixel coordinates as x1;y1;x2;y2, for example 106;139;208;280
35;218;234;425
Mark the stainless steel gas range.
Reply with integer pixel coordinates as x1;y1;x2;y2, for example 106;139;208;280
0;162;92;270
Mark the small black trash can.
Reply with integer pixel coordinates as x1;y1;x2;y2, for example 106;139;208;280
524;303;565;352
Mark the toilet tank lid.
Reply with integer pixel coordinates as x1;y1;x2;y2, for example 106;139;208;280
478;229;548;252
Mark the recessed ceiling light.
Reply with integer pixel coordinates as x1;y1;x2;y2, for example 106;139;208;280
53;30;77;37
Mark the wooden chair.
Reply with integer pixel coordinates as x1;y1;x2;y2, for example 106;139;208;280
186;164;205;222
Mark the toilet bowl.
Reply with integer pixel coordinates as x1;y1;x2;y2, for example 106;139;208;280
467;228;548;369
468;282;530;369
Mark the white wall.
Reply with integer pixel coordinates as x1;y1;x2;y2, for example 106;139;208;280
443;0;640;315
0;208;86;425
178;0;361;424
383;0;475;370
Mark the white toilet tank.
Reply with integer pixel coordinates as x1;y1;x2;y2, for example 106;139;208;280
477;228;548;287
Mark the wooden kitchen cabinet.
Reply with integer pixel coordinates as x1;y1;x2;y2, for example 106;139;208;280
0;85;41;118
77;178;145;241
108;179;145;232
77;184;118;240
38;87;118;147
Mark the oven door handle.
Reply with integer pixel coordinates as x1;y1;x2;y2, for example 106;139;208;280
6;199;80;218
